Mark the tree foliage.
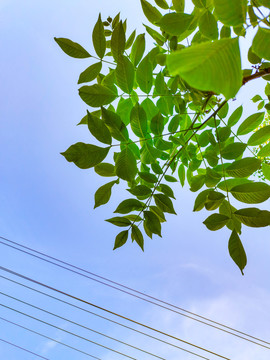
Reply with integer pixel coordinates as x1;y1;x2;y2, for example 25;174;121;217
55;0;270;274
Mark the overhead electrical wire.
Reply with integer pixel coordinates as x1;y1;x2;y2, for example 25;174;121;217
0;302;138;360
0;274;211;360
0;337;49;360
0;291;164;360
0;316;102;359
0;265;230;360
0;235;268;349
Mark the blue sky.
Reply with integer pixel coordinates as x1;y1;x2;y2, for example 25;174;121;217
0;1;270;359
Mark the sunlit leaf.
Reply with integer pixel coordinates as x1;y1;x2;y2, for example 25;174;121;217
167;38;242;99
252;27;270;61
54;37;91;58
102;107;129;142
94;180;117;208
128;185;152;196
136;56;153;93
106;216;131;227
234;208;270;227
203;213;229;230
230;182;270;203
226;157;261;178
94;163;115;177
258;142;270;157
92;14;106;58
221;142;247;160
248;125;270;146
141;0;162;24
78;62;102;84
79;84;117;107
130;103;148;138
87;111;112;145
172;0;185;12
151;112;164;135
144;211;162;236
111;21;126;61
131;225;144;251
154;0;169;9
158;13;194;36
199;10;218;40
237;112;265;135
130;34;146;66
115;55;135;94
114;199;144;214
227;105;243;127
228;230;247;275
154;194;176;214
213;0;247;26
115;146;138;181
262;163;270;181
113;230;129;249
139;172;158;183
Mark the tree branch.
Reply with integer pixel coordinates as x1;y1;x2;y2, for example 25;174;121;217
242;67;270;85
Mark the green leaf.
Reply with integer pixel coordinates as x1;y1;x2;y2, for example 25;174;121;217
141;0;162;24
125;30;136;50
87;111;112;145
139;172;158;183
78;62;102;84
226;157;262;178
128;185;152;196
115;55;135;94
262;163;270;181
252;27;270;61
131;225;144;251
199;10;218;40
111;21;126;61
164;175;178;183
217;178;251;191
178;164;185;187
167;38;242;99
154;0;169;9
151;162;163;175
230;182;270;203
219;200;241;234
115;146;138;181
220;25;231;39
113;230;129;250
150;112;164;135
149;206;166;223
130;103;148;138
213;0;247;26
116;98;133;126
154;194;176;214
106;216;131;227
258;142;270;157
94;180;117;208
79;84;117;107
130;34;146;66
141;142;162;164
237;112;265;135
54;37;91;58
158;184;175;199
203;213;229;230
158;13;194;36
172;0;185;12
256;0;270;7
92;14;106;58
192;0;206;7
61;143;110;169
114;199;144;214
94;163;115;177
234;208;270;227
205;191;225;210
248;125;270;146
227;105;243;127
136;56;153;93
221;142;247;160
193;189;211;211
144;211;162;236
190;175;205;192
102;107;129;142
144;24;165;46
228;230;247;275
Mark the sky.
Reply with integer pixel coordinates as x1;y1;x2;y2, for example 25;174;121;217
0;0;270;359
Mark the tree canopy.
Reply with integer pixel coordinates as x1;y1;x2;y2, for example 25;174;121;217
55;0;270;274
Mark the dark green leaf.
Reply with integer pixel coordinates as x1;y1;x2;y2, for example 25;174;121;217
128;185;152;196
234;208;270;227
92;14;106;58
226;157;262;178
248;125;270;146
167;38;242;99
61;142;109;169
190;175;205;192
126;30;136;50
230;182;270;204
150;112;164;135
131;225;144;251
213;0;247;26
151;162;163;174
114;199;144;214
102;107;129;142
79;84;117;107
172;0;185;12
227;105;243;127
144;211;162;236
203;213;229;231
115;55;135;94
228;230;247;275
113;230;129;249
130;34;146;66
252;27;270;61
158;184;175;198
111;21;126;61
78;62;102;84
141;142;162;164
158;13;194;36
237;112;265;135
94;180;117;208
199;10;218;40
144;24;165;46
154;0;169;9
139;172;158;183
130;103;148;137
115;146;138;181
87;111;112;145
178;164;185;187
164;175;178;183
154;194;176;214
106;216;131;227
94;163;115;177
136;56;153;93
141;0;162;24
54;37;91;58
221;142;247;160
193;189;211;211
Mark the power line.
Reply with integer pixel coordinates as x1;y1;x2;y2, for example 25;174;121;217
0;316;102;359
0;274;211;360
0;236;268;349
0;302;137;360
0;337;49;360
0;291;164;360
0;265;230;360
